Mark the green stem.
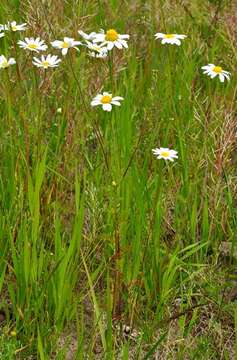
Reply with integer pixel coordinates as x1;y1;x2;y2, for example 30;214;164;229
108;50;114;91
68;52;109;170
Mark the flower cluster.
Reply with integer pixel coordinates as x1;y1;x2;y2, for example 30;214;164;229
0;20;233;164
78;28;130;58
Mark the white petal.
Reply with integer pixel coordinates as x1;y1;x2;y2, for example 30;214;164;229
102;103;112;111
91;100;101;106
78;30;87;38
175;34;187;39
173;39;181;46
119;39;128;48
219;73;225;82
73;41;82;46
201;65;211;70
107;42;114;50
115;41;123;49
155;33;165;39
93;34;105;42
224;73;230;80
111;100;121;106
51;40;62;48
8;58;16;65
210;72;217;79
78;30;96;40
113;96;124;101
119;34;129;39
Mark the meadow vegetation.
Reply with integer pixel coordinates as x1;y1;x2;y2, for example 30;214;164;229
0;0;236;358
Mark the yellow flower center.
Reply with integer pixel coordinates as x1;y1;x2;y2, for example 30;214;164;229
105;29;119;42
28;43;38;49
62;41;69;48
101;95;112;104
42;61;50;68
165;34;175;39
160;151;170;158
11;25;17;31
213;66;222;74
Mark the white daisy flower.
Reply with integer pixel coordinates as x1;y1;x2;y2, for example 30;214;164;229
93;29;129;50
0;55;16;69
78;30;97;41
201;64;230;82
32;54;61;69
0;32;4;38
86;41;108;58
18;37;48;52
152;147;178;162
155;33;187;46
5;21;27;32
51;37;82;56
91;92;124;112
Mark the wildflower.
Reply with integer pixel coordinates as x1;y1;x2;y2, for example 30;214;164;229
0;33;4;38
155;33;187;46
6;21;27;32
152;147;178;162
18;37;48;52
201;64;230;82
32;54;61;69
78;30;97;41
93;29;129;50
56;107;62;114
0;55;16;69
10;330;17;337
91;92;124;112
51;37;82;56
86;41;108;58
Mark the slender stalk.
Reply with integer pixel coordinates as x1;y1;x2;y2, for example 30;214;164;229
112;220;122;319
36;69;46;157
4;69;14;141
68;52;109;170
108;50;114;91
11;32;21;81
